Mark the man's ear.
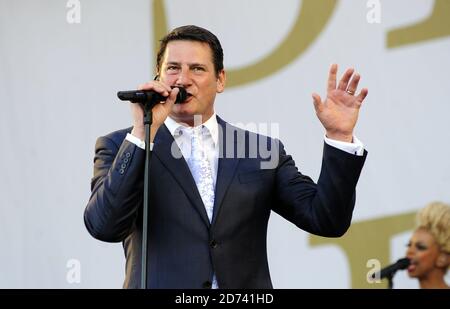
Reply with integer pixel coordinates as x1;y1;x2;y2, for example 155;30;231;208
216;70;226;93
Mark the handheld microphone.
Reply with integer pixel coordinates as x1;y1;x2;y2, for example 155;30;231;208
375;258;410;279
117;86;188;106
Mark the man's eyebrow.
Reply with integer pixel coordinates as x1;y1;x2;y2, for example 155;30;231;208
165;62;207;67
189;63;207;67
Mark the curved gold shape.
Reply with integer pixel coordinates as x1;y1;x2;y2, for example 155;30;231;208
310;212;416;288
153;0;168;73
227;0;337;87
387;0;450;48
152;0;337;88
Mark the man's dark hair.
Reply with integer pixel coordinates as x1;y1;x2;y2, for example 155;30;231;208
156;25;224;77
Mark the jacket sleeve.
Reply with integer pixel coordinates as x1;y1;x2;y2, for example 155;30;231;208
272;141;367;237
84;135;145;242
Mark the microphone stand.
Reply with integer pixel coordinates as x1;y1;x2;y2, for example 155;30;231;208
386;273;394;289
117;86;186;289
141;103;152;289
380;257;410;289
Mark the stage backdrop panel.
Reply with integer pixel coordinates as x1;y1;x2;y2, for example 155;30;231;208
0;0;448;288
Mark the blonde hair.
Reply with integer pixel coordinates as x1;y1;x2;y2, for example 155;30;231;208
416;202;450;253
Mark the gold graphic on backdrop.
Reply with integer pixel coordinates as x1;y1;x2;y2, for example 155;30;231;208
153;0;168;60
152;0;337;88
388;0;450;48
309;212;416;288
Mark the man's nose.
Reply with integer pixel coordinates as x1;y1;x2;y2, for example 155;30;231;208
176;67;192;87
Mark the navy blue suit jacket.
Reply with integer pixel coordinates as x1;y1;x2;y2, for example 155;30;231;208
84;116;367;288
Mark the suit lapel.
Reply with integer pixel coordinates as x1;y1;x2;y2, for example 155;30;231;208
212;117;240;225
152;124;211;227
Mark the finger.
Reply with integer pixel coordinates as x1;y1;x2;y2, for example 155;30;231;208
137;81;160;90
154;81;172;94
327;64;338;92
137;81;170;96
356;88;368;103
158;81;173;93
346;73;360;94
338;68;355;91
312;93;322;112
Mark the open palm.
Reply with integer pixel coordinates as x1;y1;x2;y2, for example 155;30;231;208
312;64;368;142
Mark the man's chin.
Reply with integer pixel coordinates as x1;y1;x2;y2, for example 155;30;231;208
170;111;212;126
169;112;195;124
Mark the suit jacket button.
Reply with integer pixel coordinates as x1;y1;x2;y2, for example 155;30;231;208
125;152;131;158
210;240;218;249
121;163;127;169
202;281;212;289
119;169;124;174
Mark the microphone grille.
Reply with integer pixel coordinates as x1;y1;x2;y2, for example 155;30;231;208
397;258;410;269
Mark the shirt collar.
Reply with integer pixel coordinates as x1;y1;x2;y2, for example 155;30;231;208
164;113;219;146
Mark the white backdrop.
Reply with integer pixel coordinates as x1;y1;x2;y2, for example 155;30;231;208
0;0;449;288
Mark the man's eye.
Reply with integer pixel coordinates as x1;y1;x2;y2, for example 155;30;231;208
193;67;204;72
167;66;179;71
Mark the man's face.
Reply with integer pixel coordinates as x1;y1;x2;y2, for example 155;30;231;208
159;40;225;126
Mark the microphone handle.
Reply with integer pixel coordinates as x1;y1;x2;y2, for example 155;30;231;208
379;258;410;279
117;87;187;104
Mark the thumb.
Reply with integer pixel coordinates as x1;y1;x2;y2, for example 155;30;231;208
166;87;180;105
312;93;322;112
161;87;179;112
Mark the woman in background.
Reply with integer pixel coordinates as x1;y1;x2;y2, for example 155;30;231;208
406;202;450;289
